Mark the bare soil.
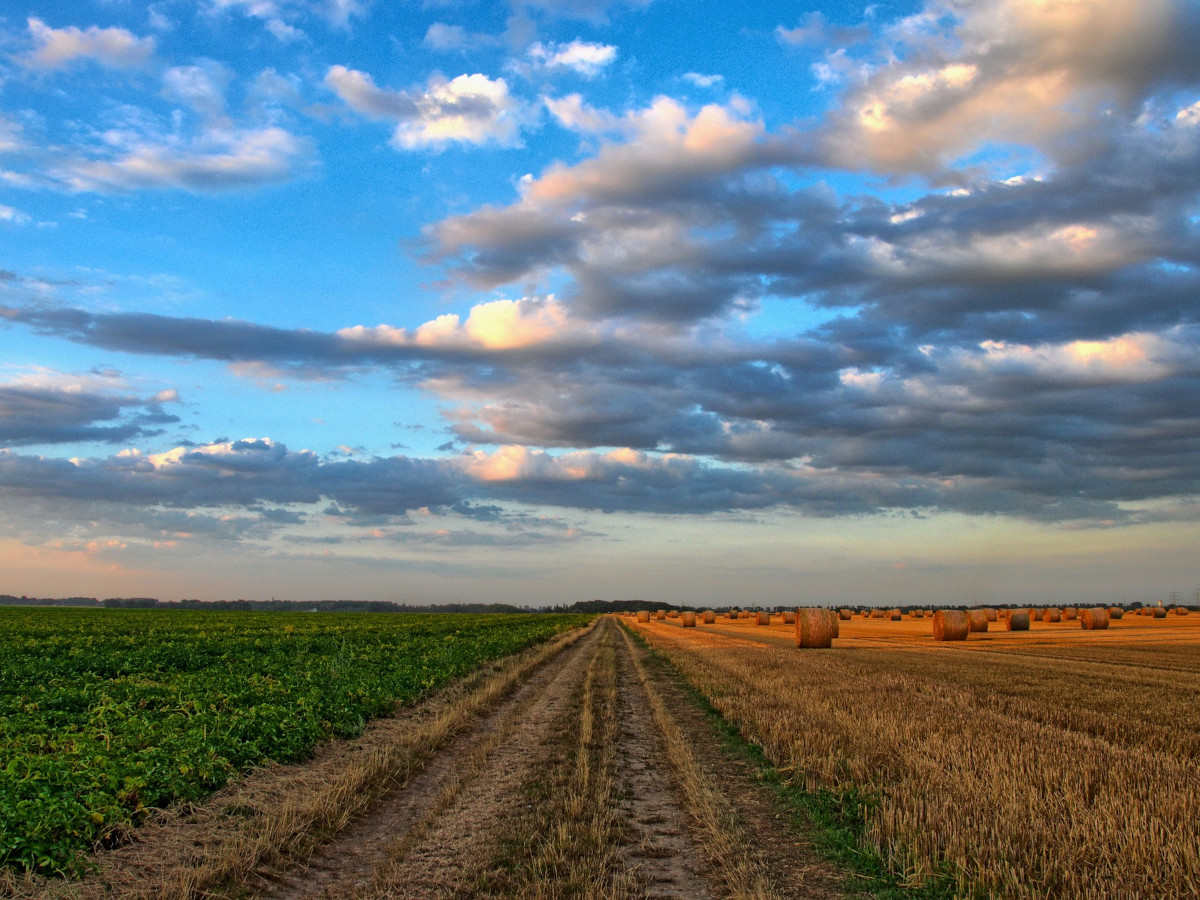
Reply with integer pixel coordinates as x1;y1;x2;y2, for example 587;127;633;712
28;617;846;899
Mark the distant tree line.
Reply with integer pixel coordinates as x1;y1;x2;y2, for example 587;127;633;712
0;595;530;613
2;594;1181;614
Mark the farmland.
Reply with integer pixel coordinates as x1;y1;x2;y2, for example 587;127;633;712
0;608;589;876
630;610;1200;900
3;606;1197;899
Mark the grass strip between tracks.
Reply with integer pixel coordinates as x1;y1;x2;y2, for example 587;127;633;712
486;618;634;899
621;623;959;900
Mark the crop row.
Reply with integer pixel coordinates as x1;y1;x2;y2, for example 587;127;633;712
0;608;589;875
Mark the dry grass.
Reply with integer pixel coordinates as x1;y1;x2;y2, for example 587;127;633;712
479;621;634;900
631;613;1200;899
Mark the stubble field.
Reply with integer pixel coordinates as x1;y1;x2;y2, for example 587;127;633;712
629;610;1200;900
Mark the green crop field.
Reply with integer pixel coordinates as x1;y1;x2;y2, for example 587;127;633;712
0;607;590;875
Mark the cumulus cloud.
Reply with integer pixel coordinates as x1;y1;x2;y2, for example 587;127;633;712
429;96;780;319
20;17;156;70
6;0;1200;539
807;0;1200;175
325;66;525;148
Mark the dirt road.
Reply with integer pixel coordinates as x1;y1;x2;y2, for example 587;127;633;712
36;617;844;899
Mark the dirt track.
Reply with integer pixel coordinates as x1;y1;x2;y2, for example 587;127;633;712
33;617;844;899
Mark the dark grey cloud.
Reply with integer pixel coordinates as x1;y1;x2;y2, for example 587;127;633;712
0;383;179;446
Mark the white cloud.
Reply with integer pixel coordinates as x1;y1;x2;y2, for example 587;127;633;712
52;126;309;193
1178;100;1200;127
682;72;723;89
265;18;306;42
326;66;525;149
814;0;1200;174
521;40;617;78
21;17;155;70
0;116;25;154
161;62;233;121
423;23;499;52
776;12;828;45
544;94;624;134
338;296;578;351
0;204;32;226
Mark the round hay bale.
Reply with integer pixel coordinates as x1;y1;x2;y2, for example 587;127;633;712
984;609;998;622
859;609;870;617
703;610;716;624
1152;606;1167;618
838;608;853;620
1107;607;1124;619
728;610;739;620
1080;607;1109;630
966;610;989;633
681;611;697;627
756;610;770;626
829;609;840;639
1173;607;1189;616
869;608;885;619
636;610;651;623
1063;607;1078;621
795;608;835;648
1006;610;1031;631
667;610;679;618
1043;608;1062;623
909;610;924;619
998;608;1010;619
932;609;969;641
782;610;796;624
889;608;902;621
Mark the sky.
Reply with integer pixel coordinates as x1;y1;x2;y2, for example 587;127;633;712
2;0;1199;607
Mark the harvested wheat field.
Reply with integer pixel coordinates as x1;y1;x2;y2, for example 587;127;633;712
629;610;1200;900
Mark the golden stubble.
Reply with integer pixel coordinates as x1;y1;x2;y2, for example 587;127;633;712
630;613;1200;899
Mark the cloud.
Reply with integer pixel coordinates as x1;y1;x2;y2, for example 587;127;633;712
516;40;617;78
21;17;156;70
423;23;500;53
807;0;1200;175
517;0;653;24
205;0;366;36
161;62;234;121
543;94;624;133
681;72;723;89
325;66;525;149
429;96;780;320
50;125;309;193
0;205;31;226
0;375;180;446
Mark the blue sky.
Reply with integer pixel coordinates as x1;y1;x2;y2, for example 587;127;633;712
2;0;1199;606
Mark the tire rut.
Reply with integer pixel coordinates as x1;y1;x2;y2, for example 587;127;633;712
613;632;720;899
357;618;604;899
253;623;604;900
